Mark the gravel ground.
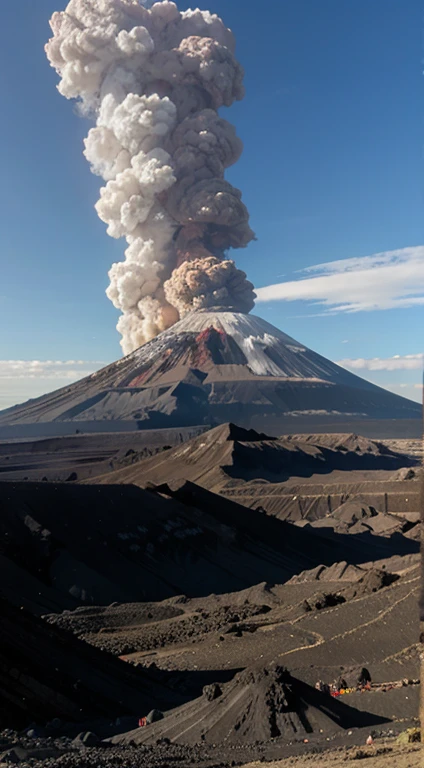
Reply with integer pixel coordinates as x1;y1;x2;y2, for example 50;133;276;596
1;730;420;768
243;742;421;767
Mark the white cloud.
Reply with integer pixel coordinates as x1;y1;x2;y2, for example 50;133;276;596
381;383;422;403
0;360;107;411
255;245;424;313
337;353;424;371
0;360;105;380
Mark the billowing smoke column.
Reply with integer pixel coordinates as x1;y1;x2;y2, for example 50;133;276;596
46;0;256;354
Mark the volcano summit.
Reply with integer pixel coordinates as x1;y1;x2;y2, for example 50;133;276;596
0;309;420;437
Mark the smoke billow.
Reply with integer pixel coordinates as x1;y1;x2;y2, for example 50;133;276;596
46;0;256;354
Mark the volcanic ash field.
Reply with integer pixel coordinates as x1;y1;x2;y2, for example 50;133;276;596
0;422;421;766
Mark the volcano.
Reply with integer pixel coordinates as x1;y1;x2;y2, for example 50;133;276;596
0;310;420;437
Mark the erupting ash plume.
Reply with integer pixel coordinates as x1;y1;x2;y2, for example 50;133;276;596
46;0;256;353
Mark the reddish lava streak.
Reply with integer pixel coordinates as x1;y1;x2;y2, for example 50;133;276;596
192;326;227;368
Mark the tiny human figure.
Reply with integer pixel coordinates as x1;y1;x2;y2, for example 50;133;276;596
357;668;372;689
315;680;330;695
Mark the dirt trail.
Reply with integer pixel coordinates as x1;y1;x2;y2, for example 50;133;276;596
242;743;421;767
256;582;418;667
116;569;419;677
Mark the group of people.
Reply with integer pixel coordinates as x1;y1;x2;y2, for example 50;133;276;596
315;668;372;697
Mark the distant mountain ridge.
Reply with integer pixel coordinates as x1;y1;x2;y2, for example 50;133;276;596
88;422;415;492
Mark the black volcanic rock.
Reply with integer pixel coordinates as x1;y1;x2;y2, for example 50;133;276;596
0;310;420;437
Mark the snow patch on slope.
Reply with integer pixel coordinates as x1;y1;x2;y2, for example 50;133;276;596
170;310;312;377
127;309;371;384
241;334;288;376
172;310;300;344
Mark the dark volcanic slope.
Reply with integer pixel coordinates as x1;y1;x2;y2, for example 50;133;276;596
0;479;416;615
0;310;419;437
0;598;183;729
0;480;327;614
0;480;296;612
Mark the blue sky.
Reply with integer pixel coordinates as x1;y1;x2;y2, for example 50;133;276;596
0;0;422;408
